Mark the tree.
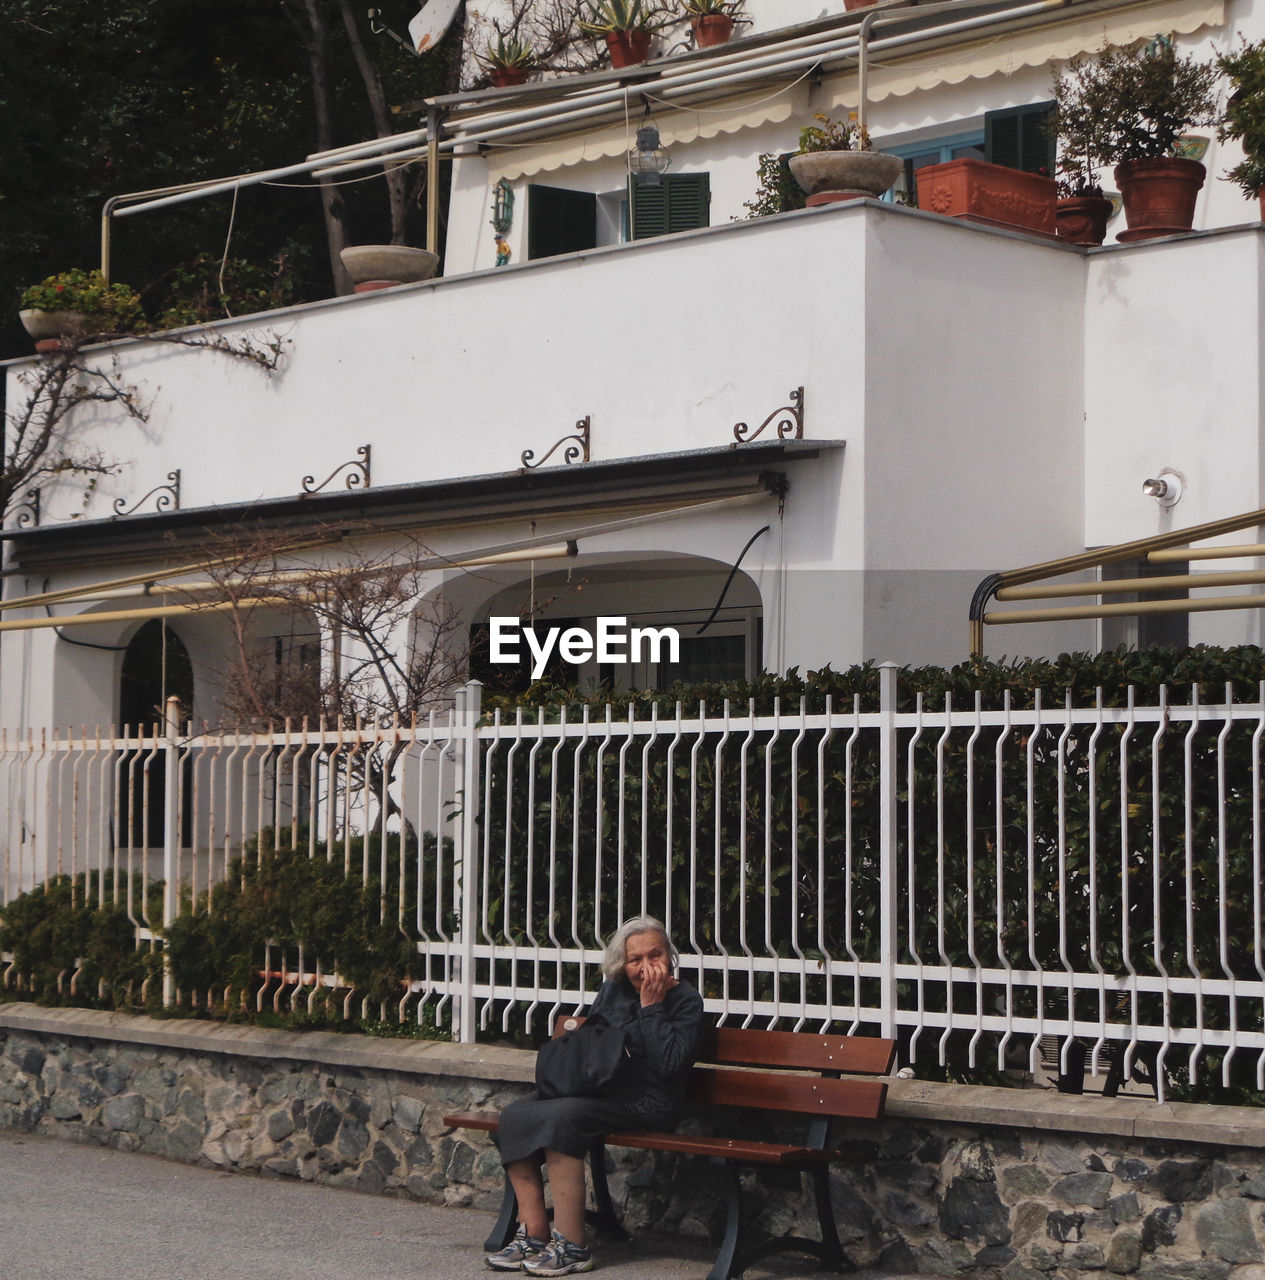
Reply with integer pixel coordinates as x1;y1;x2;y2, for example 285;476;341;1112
0;1;463;359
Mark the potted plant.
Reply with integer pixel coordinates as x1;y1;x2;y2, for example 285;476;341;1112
339;245;439;293
787;113;902;205
480;32;536;88
1217;37;1265;218
18;268;145;347
681;0;743;49
1051;133;1115;246
1051;38;1220;241
580;0;667;69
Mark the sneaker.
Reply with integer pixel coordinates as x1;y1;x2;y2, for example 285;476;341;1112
485;1226;549;1271
522;1231;595;1276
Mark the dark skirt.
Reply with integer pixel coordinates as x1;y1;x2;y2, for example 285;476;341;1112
497;1092;661;1164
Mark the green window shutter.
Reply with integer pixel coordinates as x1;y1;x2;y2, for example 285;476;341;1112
984;101;1055;174
629;173;711;240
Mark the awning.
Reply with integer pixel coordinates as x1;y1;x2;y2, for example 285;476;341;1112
2;440;839;573
483;0;1225;182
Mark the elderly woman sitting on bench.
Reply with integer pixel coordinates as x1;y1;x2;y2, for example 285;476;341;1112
485;916;705;1276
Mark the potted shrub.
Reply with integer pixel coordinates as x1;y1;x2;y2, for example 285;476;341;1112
681;0;743;49
787;113;902;205
18;268;145;346
480;32;536;88
1052;38;1220;241
1217;37;1265;217
580;0;667;68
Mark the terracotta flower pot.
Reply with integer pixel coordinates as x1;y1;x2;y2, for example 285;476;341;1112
1055;195;1114;246
692;14;734;47
843;0;874;9
915;158;1057;236
787;150;903;204
605;29;652;68
489;67;530;88
1113;157;1205;242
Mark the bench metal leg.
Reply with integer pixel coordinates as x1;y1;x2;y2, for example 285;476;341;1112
712;1164;855;1280
706;1162;745;1280
485;1179;520;1252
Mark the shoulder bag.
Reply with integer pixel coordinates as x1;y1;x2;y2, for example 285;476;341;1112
535;1017;629;1100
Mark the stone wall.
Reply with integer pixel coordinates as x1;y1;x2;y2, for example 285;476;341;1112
2;1005;1264;1280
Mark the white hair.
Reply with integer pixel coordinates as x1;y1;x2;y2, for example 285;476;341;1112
601;916;678;982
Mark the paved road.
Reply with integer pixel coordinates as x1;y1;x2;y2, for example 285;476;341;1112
1;1129;866;1280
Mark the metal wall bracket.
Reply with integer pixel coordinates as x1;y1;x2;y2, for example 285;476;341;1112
302;444;372;495
521;417;591;469
113;470;181;517
732;387;805;445
12;489;40;529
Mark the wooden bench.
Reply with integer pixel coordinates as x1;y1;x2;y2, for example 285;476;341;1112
443;1022;897;1280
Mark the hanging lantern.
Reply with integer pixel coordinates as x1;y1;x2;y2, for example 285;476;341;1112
628;109;670;185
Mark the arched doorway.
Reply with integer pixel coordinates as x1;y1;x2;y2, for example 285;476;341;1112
118;620;194;847
120;619;194;731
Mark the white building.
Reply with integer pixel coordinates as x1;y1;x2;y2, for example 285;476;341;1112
4;0;1264;735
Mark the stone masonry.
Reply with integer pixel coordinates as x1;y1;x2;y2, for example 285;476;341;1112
2;1005;1264;1280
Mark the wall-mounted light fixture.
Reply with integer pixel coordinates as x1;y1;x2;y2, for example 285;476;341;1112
1142;469;1184;507
627;100;670;186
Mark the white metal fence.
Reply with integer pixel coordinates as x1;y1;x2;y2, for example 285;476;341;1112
3;669;1264;1102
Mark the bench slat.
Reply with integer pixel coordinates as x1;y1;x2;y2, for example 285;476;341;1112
444;1110;500;1132
687;1066;887;1119
704;1028;896;1076
602;1131;837;1165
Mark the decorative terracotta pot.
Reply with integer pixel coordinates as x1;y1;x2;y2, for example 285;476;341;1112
1055;195;1114;246
787;149;903;204
1113;157;1205;242
843;0;874;9
339;245;440;294
692;14;734;47
489;67;530;88
1258;185;1265;220
605;29;652;68
915;158;1057;236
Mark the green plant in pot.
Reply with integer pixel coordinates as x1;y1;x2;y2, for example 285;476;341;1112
681;0;744;49
480;31;537;87
580;0;668;68
1217;37;1265;213
1052;36;1220;241
18;268;145;345
787;112;902;205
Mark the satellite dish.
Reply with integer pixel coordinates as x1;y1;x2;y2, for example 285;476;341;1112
408;0;461;53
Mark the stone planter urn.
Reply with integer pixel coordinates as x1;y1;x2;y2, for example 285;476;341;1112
788;150;903;205
339;245;440;294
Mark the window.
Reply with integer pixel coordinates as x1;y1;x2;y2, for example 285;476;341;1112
527;175;711;258
885;132;985;203
527;185;598;260
628;173;711;240
1100;559;1190;651
984;101;1055;174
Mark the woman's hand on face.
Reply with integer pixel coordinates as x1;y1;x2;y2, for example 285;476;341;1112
639;959;673;1007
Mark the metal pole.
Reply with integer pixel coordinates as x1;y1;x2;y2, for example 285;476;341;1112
456;679;483;1043
161;693;183;1007
427;106;443;259
878;662;899;1043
